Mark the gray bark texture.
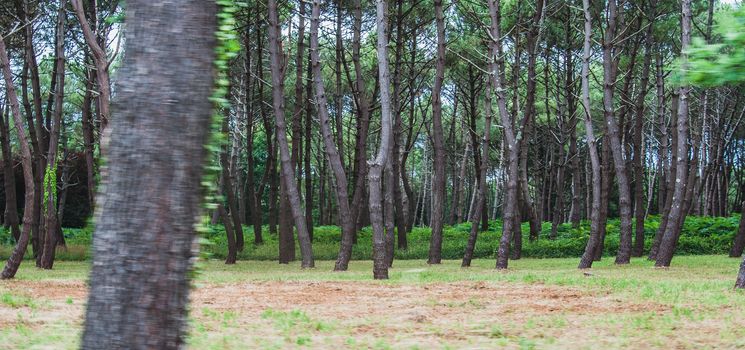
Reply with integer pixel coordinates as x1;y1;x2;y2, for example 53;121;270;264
81;1;216;348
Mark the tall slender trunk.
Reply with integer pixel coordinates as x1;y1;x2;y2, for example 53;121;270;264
428;0;447;264
602;0;634;265
631;13;655;257
268;0;314;268
370;0;394;280
243;26;263;244
518;0;546;241
348;0;371;239
462;76;493;267
392;0;408;250
656;0;691;268
656;53;668;215
305;50;314;240
72;0;111;141
579;0;603;269
0;103;20;242
308;0;355;272
39;0;68;269
649;92;679;260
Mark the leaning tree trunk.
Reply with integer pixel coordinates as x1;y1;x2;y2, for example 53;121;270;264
656;0;691;268
0;37;36;279
268;0;314;268
309;0;355;272
578;0;603;269
40;0;68;269
602;0;634;265
0;104;21;242
370;0;394;280
428;0;447;264
72;0;111;139
81;1;216;348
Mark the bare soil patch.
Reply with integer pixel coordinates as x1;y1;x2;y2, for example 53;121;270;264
1;278;740;349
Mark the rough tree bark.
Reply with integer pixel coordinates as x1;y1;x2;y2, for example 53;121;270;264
428;0;447;264
0;25;37;280
462;77;493;267
309;0;355;272
656;0;691;268
631;13;655;257
243;27;263;244
39;0;68;269
80;1;216;347
578;0;603;269
72;0;111;141
602;0;634;265
730;202;745;257
487;0;520;270
370;0;394;280
268;0;314;268
0;103;20;242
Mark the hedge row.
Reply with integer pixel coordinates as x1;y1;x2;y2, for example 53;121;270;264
0;215;740;261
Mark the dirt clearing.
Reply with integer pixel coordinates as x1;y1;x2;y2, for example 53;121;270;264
2;275;741;349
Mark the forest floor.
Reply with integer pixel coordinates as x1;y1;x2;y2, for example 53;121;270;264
0;256;744;349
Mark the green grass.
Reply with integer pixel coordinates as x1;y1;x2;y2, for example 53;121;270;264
1;256;745;349
1;215;741;262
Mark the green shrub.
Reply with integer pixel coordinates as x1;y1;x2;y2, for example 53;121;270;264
0;215;740;261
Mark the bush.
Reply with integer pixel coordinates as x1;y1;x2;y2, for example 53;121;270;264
0;215;740;261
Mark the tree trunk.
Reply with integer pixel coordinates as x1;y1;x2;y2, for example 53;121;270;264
631;16;655;257
39;0;68;269
731;202;745;257
462;76;493;267
656;0;691;268
268;0;314;268
370;0;394;280
602;0;633;265
0;23;37;280
309;0;355;272
304;50;314;241
391;0;408;250
348;0;371;240
579;0;603;269
243;27;263;244
71;0;111;139
80;2;216;347
428;0;447;264
0;103;20;242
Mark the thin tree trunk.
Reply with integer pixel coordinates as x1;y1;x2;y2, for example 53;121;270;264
731;202;745;257
71;0;111;141
309;0;355;272
656;0;691;268
579;0;603;269
632;15;655;257
0;34;36;279
602;0;633;265
40;0;68;270
428;0;447;264
369;0;394;280
462;76;493;267
243;28;263;244
0;103;20;242
268;0;314;268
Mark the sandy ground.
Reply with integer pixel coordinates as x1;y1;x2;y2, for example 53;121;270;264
3;276;741;349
